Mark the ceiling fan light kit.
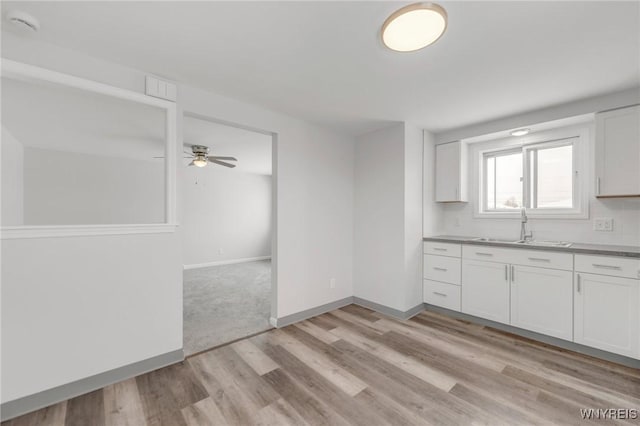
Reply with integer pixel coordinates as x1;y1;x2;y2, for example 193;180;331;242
381;2;448;52
185;144;238;168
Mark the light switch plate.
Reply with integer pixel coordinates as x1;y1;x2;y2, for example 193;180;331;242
145;76;177;102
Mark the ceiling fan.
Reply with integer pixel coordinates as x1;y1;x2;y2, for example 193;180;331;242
185;145;237;168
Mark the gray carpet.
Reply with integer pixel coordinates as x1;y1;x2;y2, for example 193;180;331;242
183;260;272;356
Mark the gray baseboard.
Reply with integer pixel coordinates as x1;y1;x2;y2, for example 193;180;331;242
353;297;424;320
423;304;640;369
272;297;354;327
1;349;184;422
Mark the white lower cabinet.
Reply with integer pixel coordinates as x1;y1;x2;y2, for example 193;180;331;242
510;265;573;341
461;259;510;324
427;242;640;360
574;272;639;358
423;280;461;311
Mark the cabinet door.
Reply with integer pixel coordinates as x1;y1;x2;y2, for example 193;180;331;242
510;265;573;341
435;142;461;202
574;273;639;358
461;259;510;324
595;105;640;197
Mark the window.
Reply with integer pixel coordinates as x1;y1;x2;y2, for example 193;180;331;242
480;135;584;218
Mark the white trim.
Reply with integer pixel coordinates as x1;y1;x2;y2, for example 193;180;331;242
1;224;178;240
183;256;272;270
1;59;178;236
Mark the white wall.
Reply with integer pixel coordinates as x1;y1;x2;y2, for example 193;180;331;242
422;130;443;236
403;123;425;310
1;126;23;226
354;124;406;310
354;123;423;312
22;148;164;225
1;31;354;403
182;168;272;266
1;233;182;403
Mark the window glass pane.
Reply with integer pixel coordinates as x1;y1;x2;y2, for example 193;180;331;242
535;144;573;208
492;152;522;209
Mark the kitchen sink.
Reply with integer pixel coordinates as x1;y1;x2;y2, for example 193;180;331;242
472;237;572;248
472;237;520;243
514;240;573;248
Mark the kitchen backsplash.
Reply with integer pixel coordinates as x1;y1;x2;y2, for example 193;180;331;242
438;198;640;246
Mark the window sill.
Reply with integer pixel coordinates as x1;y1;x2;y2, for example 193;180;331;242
1;224;179;240
474;211;589;220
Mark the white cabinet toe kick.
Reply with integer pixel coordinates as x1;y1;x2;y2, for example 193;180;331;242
423;241;640;361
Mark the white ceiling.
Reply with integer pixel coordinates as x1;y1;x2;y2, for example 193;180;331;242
184;115;272;175
2;1;638;135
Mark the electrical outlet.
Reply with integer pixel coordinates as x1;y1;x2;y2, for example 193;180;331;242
594;218;613;232
329;278;336;289
218;248;224;255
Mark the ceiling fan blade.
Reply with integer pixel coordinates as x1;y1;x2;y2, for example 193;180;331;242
188;161;195;167
209;159;236;168
208;156;237;161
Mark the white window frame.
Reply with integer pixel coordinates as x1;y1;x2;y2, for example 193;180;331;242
1;59;178;239
474;125;590;219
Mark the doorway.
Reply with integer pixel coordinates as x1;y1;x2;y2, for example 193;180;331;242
182;112;276;356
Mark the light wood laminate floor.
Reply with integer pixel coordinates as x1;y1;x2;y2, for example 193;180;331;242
4;306;640;425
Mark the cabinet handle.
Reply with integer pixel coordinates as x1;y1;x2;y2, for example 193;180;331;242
528;257;551;262
433;292;447;297
433;248;447;252
596;177;601;195
475;252;493;257
505;265;508;281
592;263;621;270
433;267;448;272
577;273;581;293
511;265;515;282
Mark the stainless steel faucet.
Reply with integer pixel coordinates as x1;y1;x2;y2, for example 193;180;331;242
520;208;533;242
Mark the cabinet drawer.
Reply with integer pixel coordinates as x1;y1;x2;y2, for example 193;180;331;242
462;245;512;263
423;255;461;285
575;254;640;280
424;280;461;311
510;249;573;271
424;242;461;257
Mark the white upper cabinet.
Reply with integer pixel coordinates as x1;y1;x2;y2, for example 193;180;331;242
595;105;640;198
435;141;468;202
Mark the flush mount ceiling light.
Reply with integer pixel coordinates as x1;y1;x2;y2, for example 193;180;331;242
381;2;447;52
510;128;531;137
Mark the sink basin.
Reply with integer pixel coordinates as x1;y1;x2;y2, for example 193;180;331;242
472;237;520;243
472;237;572;248
514;240;573;248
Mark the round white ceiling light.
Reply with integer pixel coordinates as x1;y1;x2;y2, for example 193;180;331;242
6;10;40;32
381;3;447;52
510;128;531;137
